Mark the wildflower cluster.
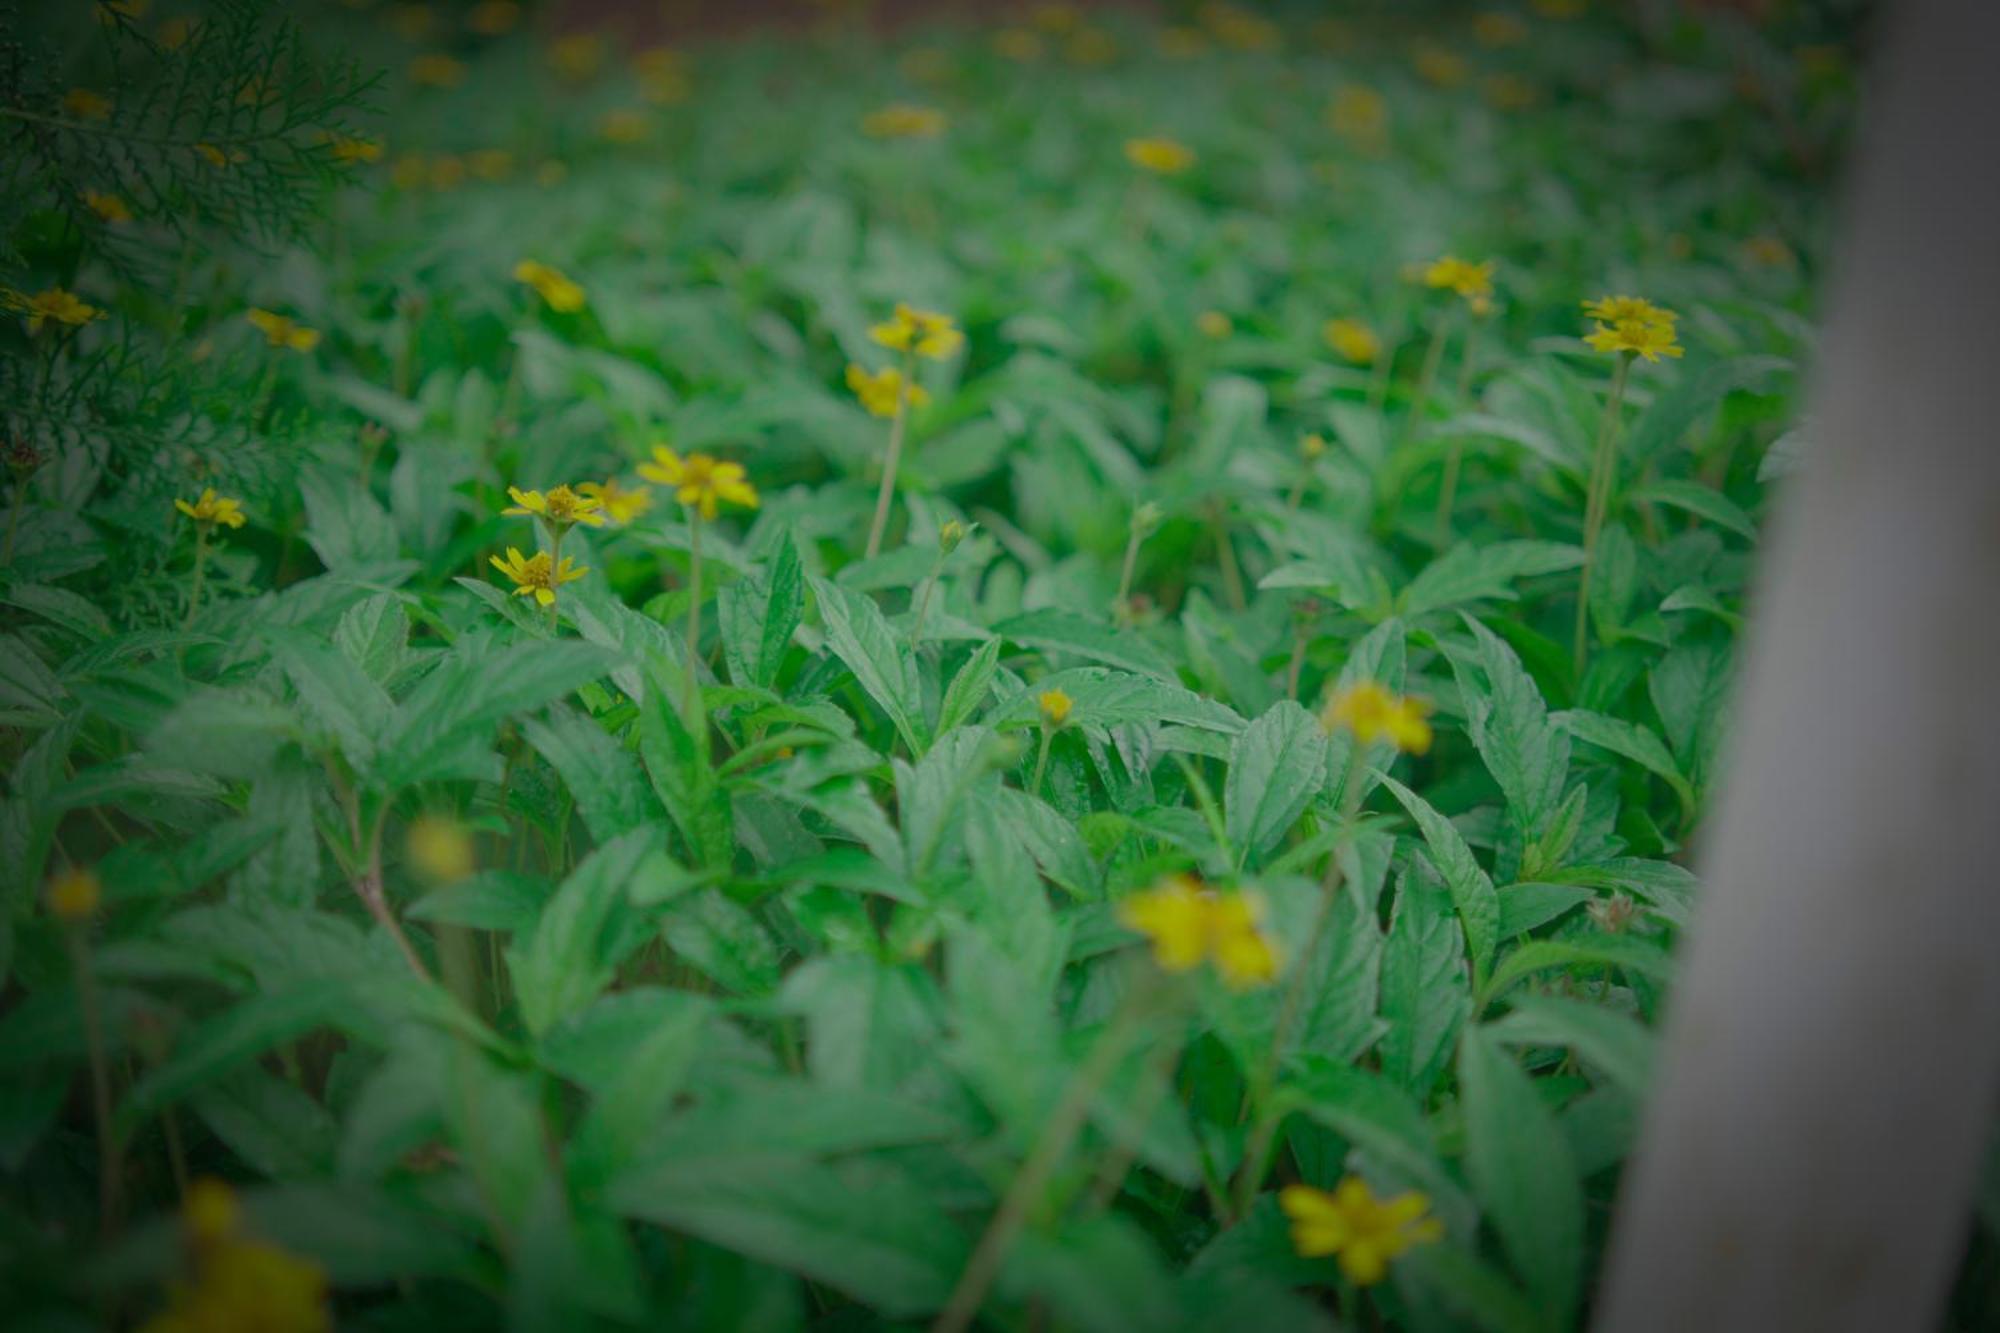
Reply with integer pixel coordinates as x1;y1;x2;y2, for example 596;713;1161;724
1583;294;1684;361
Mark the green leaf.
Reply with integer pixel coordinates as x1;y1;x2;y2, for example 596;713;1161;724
1378;775;1500;988
1224;701;1329;869
521;706;653;842
377;638;616;789
1623;354;1792;466
778;954;942;1092
1456;615;1569;839
1479;935;1675;1010
992;607;1175;680
813;576;927;753
507;828;665;1038
1458;1026;1584;1327
1554;708;1696;819
720;529;804;690
988;667;1244;735
1630;479;1758;542
1397;542;1584;621
1379;864;1470;1098
936;636;1001;739
1486;994;1655;1097
608;1156;966;1319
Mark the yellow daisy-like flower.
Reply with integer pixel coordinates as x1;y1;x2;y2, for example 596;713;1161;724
1116;875;1280;990
1280;1177;1444;1286
84;190;131;223
1322;317;1380;365
513;259;586;313
1581;294;1676;327
504;485;605;529
409;53;467;88
1038;688;1073;728
490;547;588;606
175;488;248;529
637;447;759;521
1412;43;1468;88
1321;680;1433;755
325;133;383;164
48;867;102;922
245;308;321;353
1585;317;1683;362
869;303;964;360
578;478;653;526
62;88;113;120
862;103;947;140
139;1178;331;1333
1124;136;1196;175
846;364;929;419
1422;255;1496;308
3;286;104;333
1196;310;1233;340
406;815;476;883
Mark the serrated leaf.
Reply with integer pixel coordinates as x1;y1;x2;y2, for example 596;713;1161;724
1630;479;1757;541
813;577;927;753
1397;542;1584;621
720;529;804;690
1486;994;1655;1097
1554;708;1696;820
1378;775;1500;988
1456;616;1569;839
1379;864;1470;1098
937;636;1001;739
992;608;1175;680
1224;701;1329;869
521;706;653;842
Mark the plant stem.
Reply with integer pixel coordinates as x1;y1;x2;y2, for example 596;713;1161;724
864;351;914;560
1114;522;1144;620
1234;745;1367;1216
546;528;563;636
684;511;704;727
1404;313;1452;446
1573;353;1633;674
2;477;26;565
1284;613;1310;701
1211;501;1246;612
932;972;1162;1333
183;524;209;628
68;929;120;1238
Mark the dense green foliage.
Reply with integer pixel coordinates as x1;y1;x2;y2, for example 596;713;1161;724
0;2;1893;1329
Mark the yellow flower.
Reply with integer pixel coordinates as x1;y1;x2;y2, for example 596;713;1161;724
637;447;758;521
489;547;588;606
245;308;321;353
597;108;649;143
862;103;947;140
1743;234;1796;268
175;488;248;529
63;88;113;120
1038;688;1073;728
1422;255;1496;314
1063;28;1119;66
1413;43;1468;88
84;190;131;223
466;0;522;35
325;133;384;164
578;478;653;526
1196;310;1233;340
1581;297;1683;362
1158;26;1208;58
549;31;607;81
467;148;514;181
1299;433;1328;460
939;518;967;552
846;364;928;418
409;53;467;88
428;154;467;191
3;286;103;333
1321;680;1433;754
407;815;476;883
140;1179;330;1333
1030;2;1080;32
1116;874;1280;990
992;28;1044;61
504;484;605;528
1124;136;1196;175
869;303;963;360
1280;1177;1444;1286
48;867;102;922
1472;11;1529;46
513;259;586;312
1322;317;1380;364
1327;85;1389;149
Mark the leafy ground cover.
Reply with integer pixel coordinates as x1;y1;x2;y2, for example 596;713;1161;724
0;1;1887;1329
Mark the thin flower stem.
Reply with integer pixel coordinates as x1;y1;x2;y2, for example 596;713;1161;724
1114;524;1143;620
1284;614;1310;702
864;351;915;560
932;971;1163;1333
1573;353;1633;674
183;524;208;628
1234;743;1368;1217
1404;314;1452;446
1211;502;1247;612
909;552;945;648
67;929;121;1238
546;528;563;636
685;511;704;728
